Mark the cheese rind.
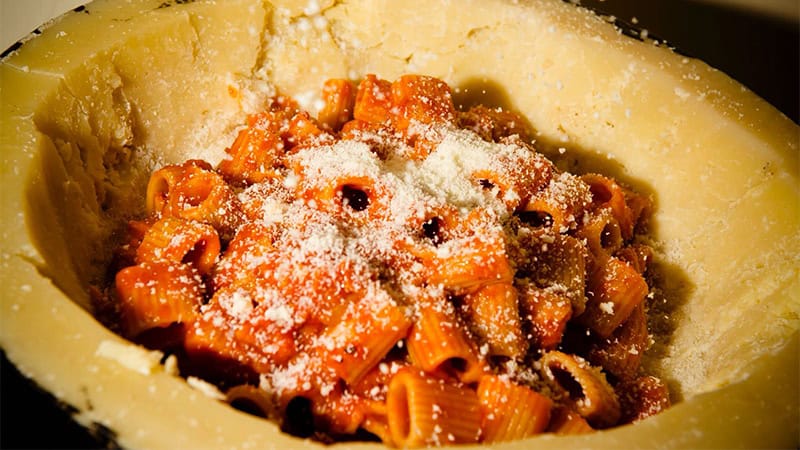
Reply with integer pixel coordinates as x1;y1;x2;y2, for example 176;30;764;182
0;0;797;449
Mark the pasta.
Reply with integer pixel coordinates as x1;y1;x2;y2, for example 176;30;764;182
96;74;671;446
405;293;486;383
540;350;621;428
477;374;552;442
386;369;482;447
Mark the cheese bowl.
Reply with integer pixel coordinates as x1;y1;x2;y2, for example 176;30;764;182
0;0;797;448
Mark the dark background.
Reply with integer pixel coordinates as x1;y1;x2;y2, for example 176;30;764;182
2;1;798;449
580;0;799;123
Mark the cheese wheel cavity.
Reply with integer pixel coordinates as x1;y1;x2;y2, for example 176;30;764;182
0;0;797;449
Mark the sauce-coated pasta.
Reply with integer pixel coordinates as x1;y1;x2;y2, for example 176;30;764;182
96;74;670;447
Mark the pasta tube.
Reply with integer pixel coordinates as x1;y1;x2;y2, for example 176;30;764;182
406;296;486;383
547;406;594;435
581;174;635;240
477;374;552;442
586;302;649;381
576;208;624;263
318;78;356;132
517;283;573;350
145;159;213;215
386;369;481;447
312;291;412;386
462;282;527;359
521;172;592;233
166;164;243;238
115;261;202;337
579;257;649;338
217;110;287;185
617;375;672;424
541;351;621;428
135;216;220;276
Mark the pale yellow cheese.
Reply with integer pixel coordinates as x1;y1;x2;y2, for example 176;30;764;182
0;0;797;448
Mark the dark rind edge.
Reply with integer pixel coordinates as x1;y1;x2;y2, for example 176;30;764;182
0;0;203;61
1;41;24;60
0;2;92;60
1;350;121;449
157;0;198;9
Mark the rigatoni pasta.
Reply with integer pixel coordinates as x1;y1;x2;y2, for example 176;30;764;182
477;374;552;442
386;368;482;447
95;74;671;446
406;293;486;384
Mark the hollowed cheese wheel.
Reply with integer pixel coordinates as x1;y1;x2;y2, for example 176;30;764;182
0;0;797;449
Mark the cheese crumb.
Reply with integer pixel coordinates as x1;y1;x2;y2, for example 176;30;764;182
95;340;164;375
187;376;226;400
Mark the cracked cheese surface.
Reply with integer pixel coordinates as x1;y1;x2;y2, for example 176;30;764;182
0;0;798;449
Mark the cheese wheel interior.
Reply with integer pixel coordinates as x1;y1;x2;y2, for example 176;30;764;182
0;0;797;448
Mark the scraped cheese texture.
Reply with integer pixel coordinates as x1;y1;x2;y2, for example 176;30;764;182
0;0;796;449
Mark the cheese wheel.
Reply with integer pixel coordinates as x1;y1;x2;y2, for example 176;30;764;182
0;0;797;449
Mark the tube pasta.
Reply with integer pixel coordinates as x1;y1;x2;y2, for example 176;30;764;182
457;105;533;144
312;292;412;386
512;229;588;314
541;351;621;428
581;174;635;240
115;261;203;337
226;384;278;419
576;208;624;263
318;78;356;132
290;143;389;222
389;75;457;160
166;164;243;238
184;299;298;378
310;390;369;435
521;172;592;233
517;283;573;350
212;222;278;290
386;369;482;447
470;146;553;212
146;164;184;216
427;211;514;294
353;74;393;124
295;172;388;223
285;111;332;151
586;302;650;381
97;74;670;446
617;375;672;424
135;216;221;276
218;110;288;185
547;406;594;435
145;159;214;216
462;282;527;359
477;374;552;442
614;243;653;274
406;296;486;383
621;186;651;235
580;257;649;339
